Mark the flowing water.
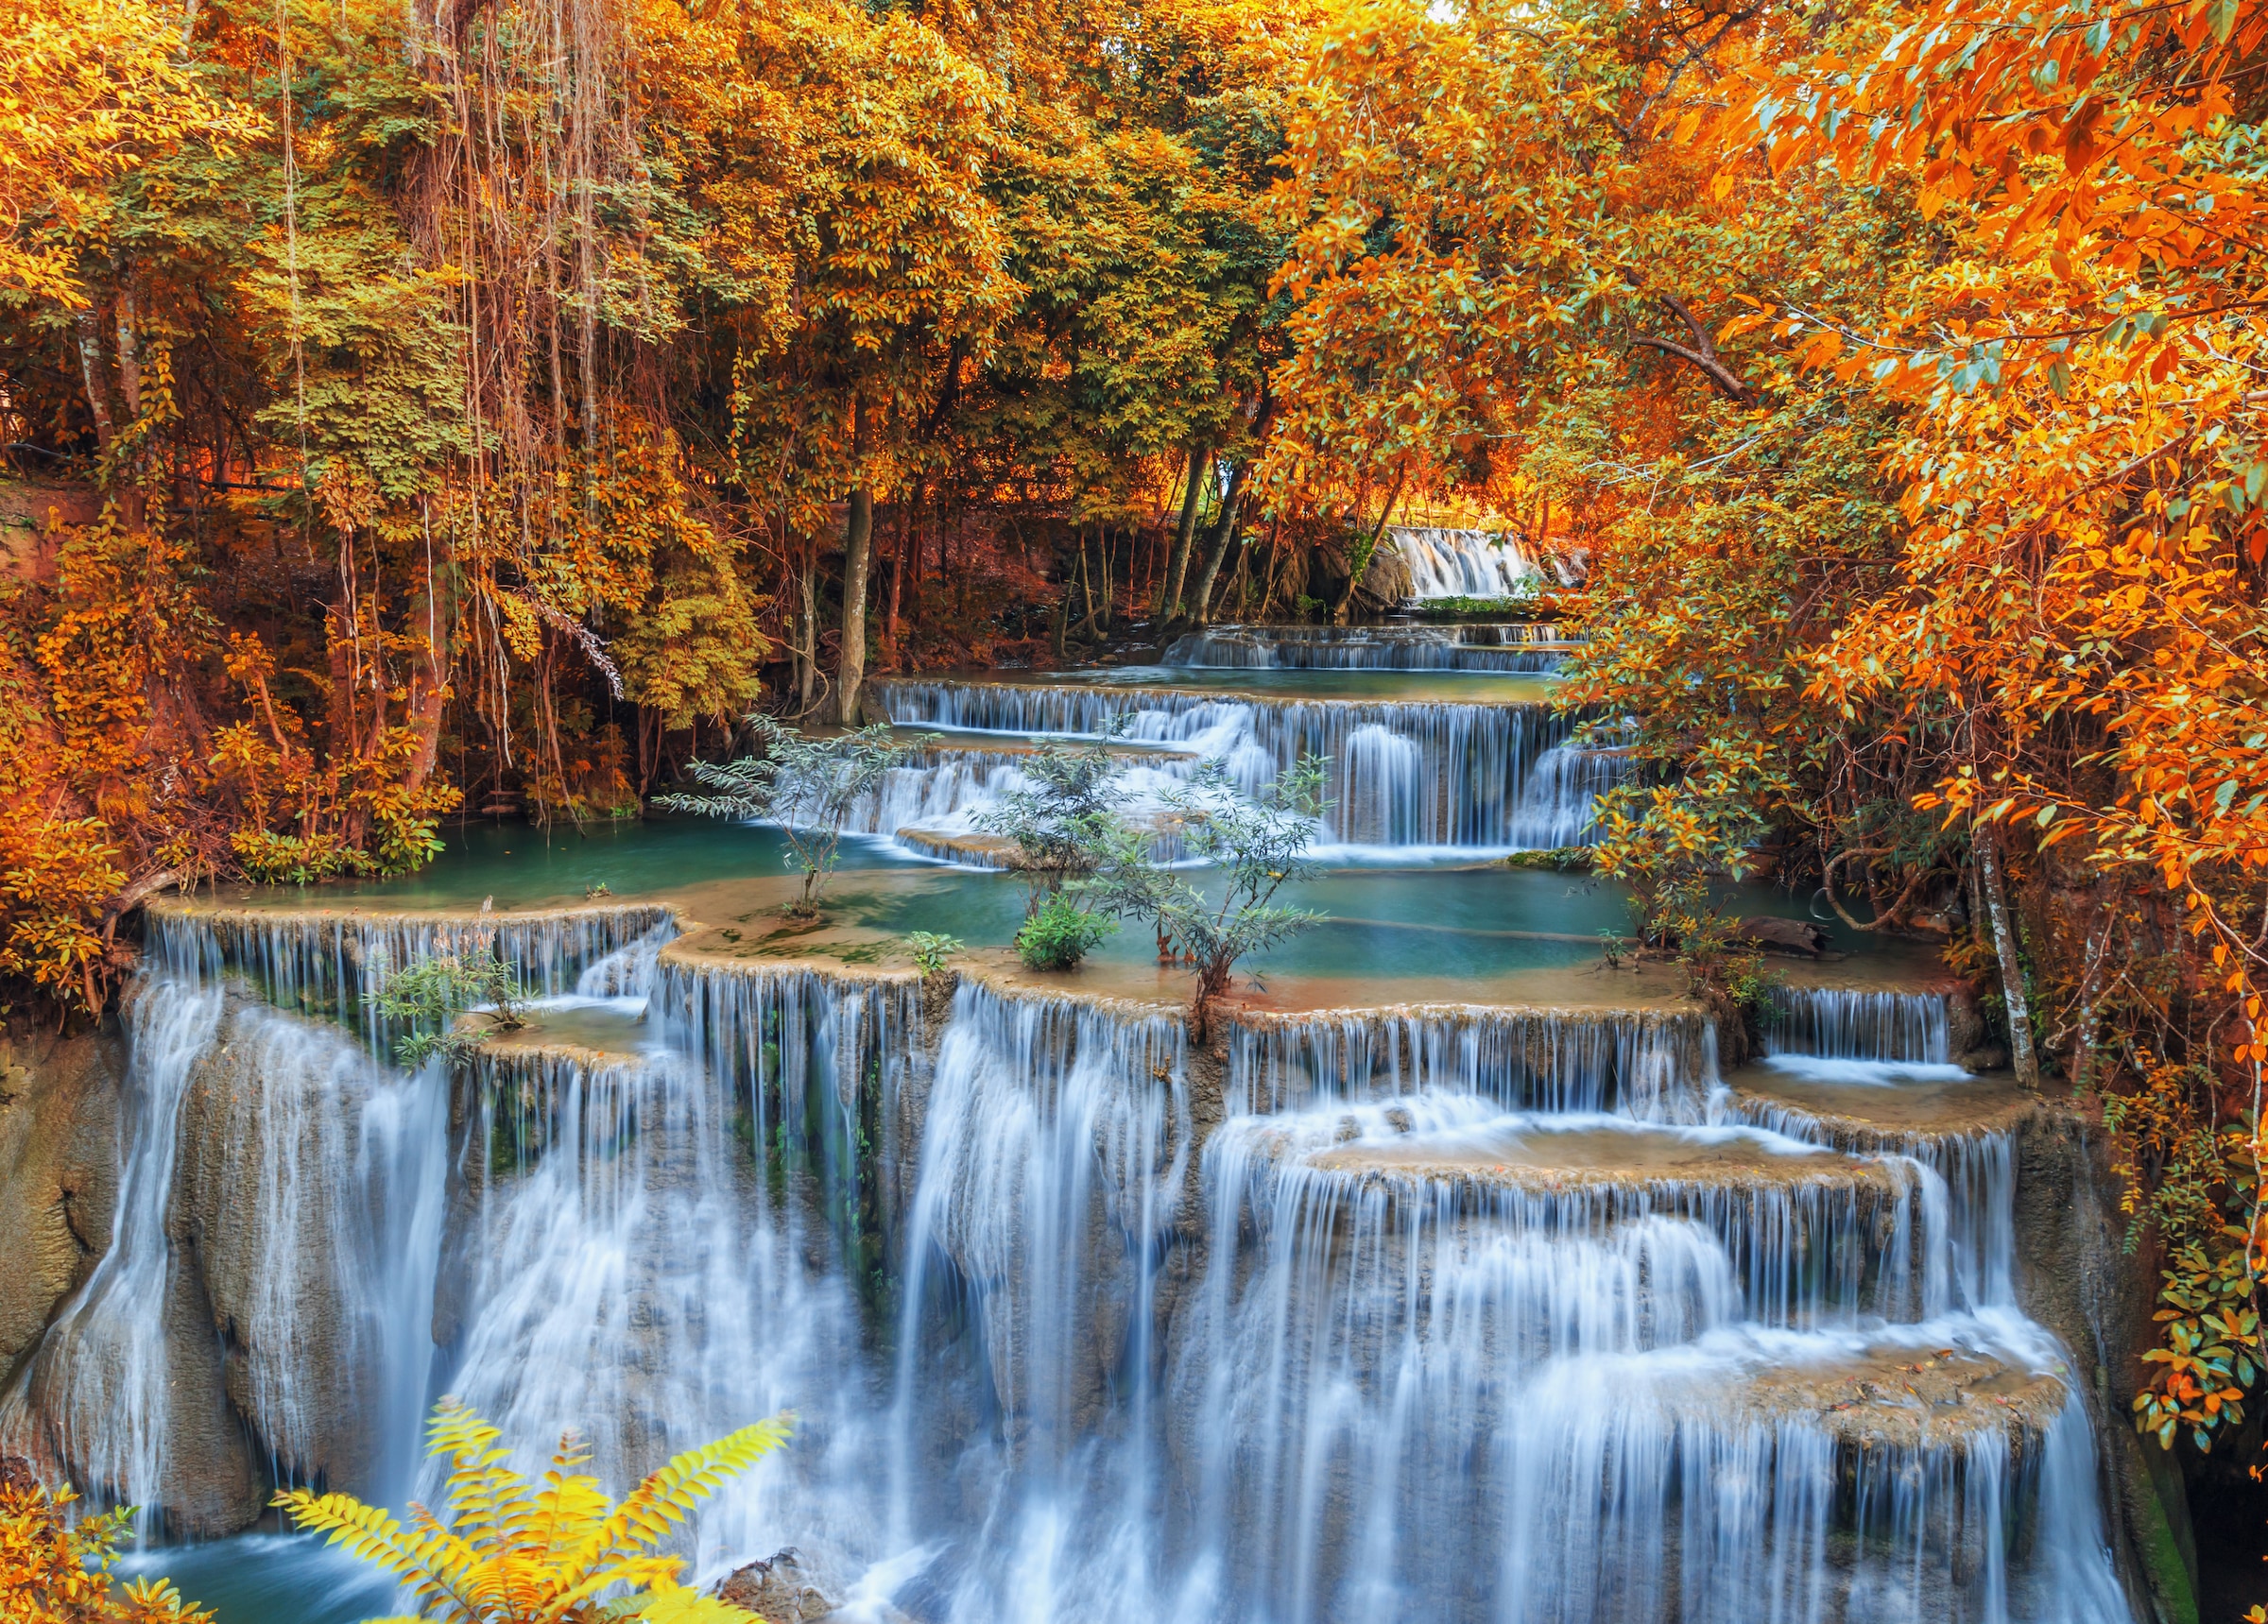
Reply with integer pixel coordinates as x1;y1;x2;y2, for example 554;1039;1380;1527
2;626;2136;1624
1162;624;1570;672
1383;527;1574;599
867;669;1618;856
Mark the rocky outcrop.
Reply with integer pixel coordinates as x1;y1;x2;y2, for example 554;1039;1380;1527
2016;1108;2199;1624
718;1548;836;1621
0;1027;124;1384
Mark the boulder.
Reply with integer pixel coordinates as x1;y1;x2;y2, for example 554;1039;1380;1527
718;1549;836;1622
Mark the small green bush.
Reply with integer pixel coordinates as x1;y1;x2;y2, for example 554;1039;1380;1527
1014;896;1115;971
906;931;963;974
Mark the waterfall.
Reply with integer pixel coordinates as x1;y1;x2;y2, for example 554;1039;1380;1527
7;895;2136;1624
870;679;1583;851
1384;527;1556;599
146;905;679;1050
1162;624;1569;673
1;977;222;1535
1225;1004;1713;1120
0;978;446;1532
1505;744;1626;847
1158;1087;2111;1624
1763;985;1953;1063
885;980;1191;1610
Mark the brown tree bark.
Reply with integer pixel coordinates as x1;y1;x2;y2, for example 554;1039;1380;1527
1185;457;1255;626
1160;444;1211;624
836;396;875;726
1975;821;2041;1086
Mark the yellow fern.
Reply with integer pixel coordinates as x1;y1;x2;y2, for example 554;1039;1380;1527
275;1398;791;1624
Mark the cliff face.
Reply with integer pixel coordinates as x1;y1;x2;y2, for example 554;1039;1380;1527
2016;1110;2202;1624
0;1024;124;1384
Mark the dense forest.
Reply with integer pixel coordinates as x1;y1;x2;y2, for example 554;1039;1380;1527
6;0;2268;1522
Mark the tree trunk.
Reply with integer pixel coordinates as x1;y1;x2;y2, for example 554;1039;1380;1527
836;398;874;726
797;533;817;714
1975;821;2041;1086
885;496;909;659
1184;458;1253;626
1160;444;1211;624
1331;470;1405;625
74;302;118;453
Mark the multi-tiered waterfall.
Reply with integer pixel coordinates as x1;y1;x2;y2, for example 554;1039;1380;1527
866;668;1619;853
0;622;2146;1624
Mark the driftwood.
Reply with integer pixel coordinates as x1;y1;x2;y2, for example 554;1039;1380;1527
1730;915;1829;957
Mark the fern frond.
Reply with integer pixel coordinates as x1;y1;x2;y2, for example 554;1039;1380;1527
276;1486;503;1624
620;1580;764;1624
566;1416;792;1574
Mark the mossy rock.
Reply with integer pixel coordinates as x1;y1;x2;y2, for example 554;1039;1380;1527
1503;847;1594;873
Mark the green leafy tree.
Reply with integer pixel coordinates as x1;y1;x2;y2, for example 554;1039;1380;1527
373;949;531;1069
1084;755;1329;1033
654;717;931;918
974;726;1137;914
275;1399;790;1624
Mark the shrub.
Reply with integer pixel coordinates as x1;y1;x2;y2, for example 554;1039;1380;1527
0;1470;211;1622
973;725;1133;912
1083;755;1329;1031
1014;894;1115;971
905;931;962;974
276;1399;789;1624
373;949;530;1068
654;717;932;919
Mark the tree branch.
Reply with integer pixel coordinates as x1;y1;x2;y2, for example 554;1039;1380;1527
1632;335;1754;403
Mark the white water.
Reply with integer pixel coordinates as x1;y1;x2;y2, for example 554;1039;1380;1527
1;978;221;1533
4;673;2130;1624
869;678;1606;854
7;914;2135;1622
1385;527;1572;600
1163;624;1569;672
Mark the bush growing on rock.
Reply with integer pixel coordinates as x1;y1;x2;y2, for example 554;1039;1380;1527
655;718;932;920
1085;755;1330;1034
1014;894;1115;971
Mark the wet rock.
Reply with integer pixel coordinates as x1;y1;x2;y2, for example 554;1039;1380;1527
1960;1041;2010;1074
718;1548;836;1621
1731;915;1829;957
0;1026;124;1383
174;986;377;1496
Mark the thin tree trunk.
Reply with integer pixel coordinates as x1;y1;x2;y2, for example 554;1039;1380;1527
74;303;118;453
1332;470;1406;625
1160;444;1211;623
1975;821;2041;1086
885;495;909;658
1185;458;1253;626
838;456;874;725
798;533;817;713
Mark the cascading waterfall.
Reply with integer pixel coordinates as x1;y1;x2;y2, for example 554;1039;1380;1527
1163;624;1569;673
8;893;2136;1624
0;977;223;1534
0;974;448;1532
146;905;678;1041
870;678;1579;850
1763;986;1952;1063
885;981;1191;1615
1385;527;1568;599
1225;1004;1712;1120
